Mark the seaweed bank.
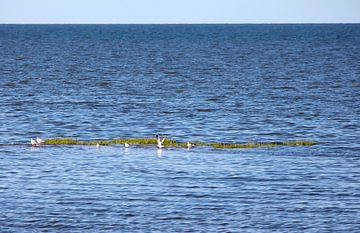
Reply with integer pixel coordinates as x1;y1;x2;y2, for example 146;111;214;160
44;137;319;149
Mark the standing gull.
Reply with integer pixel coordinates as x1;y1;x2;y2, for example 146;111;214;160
30;138;38;147
155;135;166;149
187;141;194;149
36;137;45;145
31;137;45;147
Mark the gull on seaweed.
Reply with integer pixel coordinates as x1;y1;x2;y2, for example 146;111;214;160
31;137;45;147
155;135;166;149
36;137;45;145
187;141;194;149
30;138;39;147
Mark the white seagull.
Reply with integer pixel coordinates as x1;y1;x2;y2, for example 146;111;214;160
187;141;194;149
124;142;130;148
96;143;100;149
156;135;166;149
30;138;38;147
36;137;45;145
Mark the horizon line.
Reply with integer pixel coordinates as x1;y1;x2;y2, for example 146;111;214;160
1;22;360;25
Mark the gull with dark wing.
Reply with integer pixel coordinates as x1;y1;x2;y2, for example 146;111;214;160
155;135;166;149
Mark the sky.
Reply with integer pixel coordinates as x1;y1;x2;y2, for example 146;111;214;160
1;0;359;24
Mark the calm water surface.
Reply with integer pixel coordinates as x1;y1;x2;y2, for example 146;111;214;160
0;24;360;232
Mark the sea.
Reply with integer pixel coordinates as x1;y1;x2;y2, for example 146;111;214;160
0;24;359;232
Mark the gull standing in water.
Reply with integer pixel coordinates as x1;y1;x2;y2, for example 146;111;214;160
96;143;100;150
124;142;130;148
36;137;45;145
31;137;45;147
30;138;38;147
155;135;166;149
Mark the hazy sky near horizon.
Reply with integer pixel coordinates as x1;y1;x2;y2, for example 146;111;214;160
1;0;359;24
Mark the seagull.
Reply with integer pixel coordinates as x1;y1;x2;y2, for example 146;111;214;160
156;134;166;149
30;138;39;147
96;143;100;149
187;141;194;149
36;137;45;145
124;142;130;148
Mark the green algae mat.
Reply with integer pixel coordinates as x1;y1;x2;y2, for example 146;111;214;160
43;137;319;149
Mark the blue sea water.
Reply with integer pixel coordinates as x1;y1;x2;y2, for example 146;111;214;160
0;24;360;232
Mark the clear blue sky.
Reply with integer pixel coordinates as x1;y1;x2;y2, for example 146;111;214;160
1;0;359;24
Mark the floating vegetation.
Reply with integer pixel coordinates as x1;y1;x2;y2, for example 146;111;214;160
44;137;177;146
43;137;319;149
210;141;319;149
